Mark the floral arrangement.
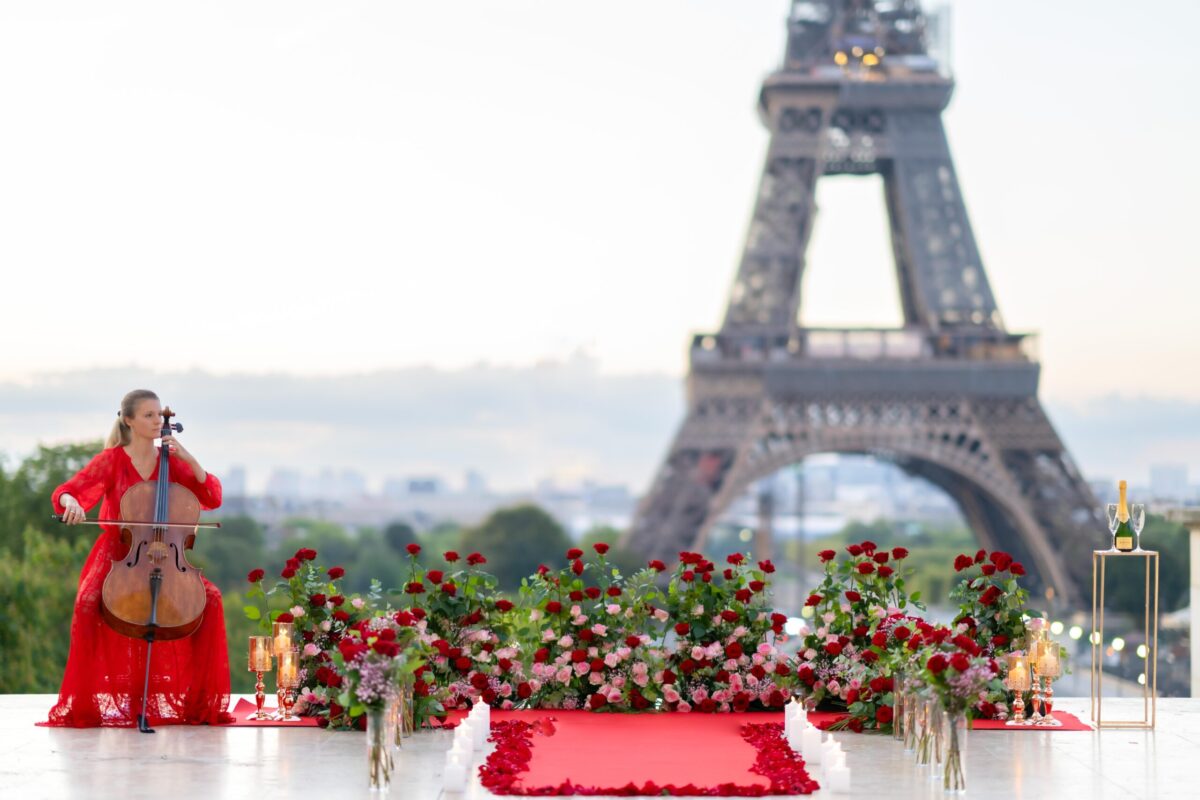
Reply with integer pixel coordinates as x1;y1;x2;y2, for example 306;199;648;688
660;552;794;712
793;540;922;731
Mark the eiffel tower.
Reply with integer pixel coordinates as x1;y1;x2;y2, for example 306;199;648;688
623;0;1101;605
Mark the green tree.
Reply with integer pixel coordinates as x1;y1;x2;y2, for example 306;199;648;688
0;440;103;554
459;504;572;590
189;514;267;592
382;520;419;554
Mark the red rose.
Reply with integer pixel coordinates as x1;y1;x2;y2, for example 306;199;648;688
726;553;745;565
818;549;837;563
546;601;562;613
954;554;974;572
571;559;584;576
950;652;972;672
990;551;1013;571
805;593;823;607
467;552;487;565
394;610;415;626
648;559;667;572
674;622;690;636
606;586;621;597
404;581;425;594
758;559;776;573
845;590;862;602
405;543;421;556
846;688;859;704
824;642;843;656
247;568;265;583
1010;562;1026;576
877;565;894;578
975;549;987;564
894;626;911;641
625;635;642;648
735;589;752;603
309;593;327;607
454;656;472;671
578;629;594;642
333;610;349;622
681;570;695;582
571;649;587;663
979;585;1003;606
517;682;532;699
440;582;457;596
721;610;739;622
749;580;765;592
275;612;294;623
589;658;605;672
495;599;514;612
566;548;584;560
570;590;584;601
588;694;607;710
533;647;550;663
680;656;699;674
295;548;317;561
327;566;345;579
470;672;489;690
771;613;787;626
326;594;343;606
701;572;712;583
444;550;460;562
861;649;879;664
848;717;865;733
860;540;878;555
857;562;875;575
426;570;444;584
281;567;296;579
981;563;996;576
876;705;894;724
846;544;863;557
871;631;887;647
699;698;718;713
892;547;909;560
723;568;734;580
373;640;400;657
679;551;702;565
926;653;948;674
873;551;889;564
869;676;886;693
593;542;610;555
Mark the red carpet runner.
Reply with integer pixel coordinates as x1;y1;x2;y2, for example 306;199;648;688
479;711;819;796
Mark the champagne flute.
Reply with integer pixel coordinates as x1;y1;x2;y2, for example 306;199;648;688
1130;503;1146;550
1105;503;1120;549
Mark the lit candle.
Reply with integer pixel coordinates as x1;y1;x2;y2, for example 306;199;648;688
248;636;273;671
828;763;851;793
272;621;296;656
277;648;299;687
471;716;488;748
801;727;823;763
1009;659;1030;691
1038;650;1060;678
444;759;468;792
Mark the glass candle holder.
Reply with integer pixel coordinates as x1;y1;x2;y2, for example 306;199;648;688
272;621;296;657
276;648;301;720
247;636;274;720
1004;652;1030;725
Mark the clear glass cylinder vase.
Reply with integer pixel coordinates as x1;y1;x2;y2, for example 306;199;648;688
367;706;392;792
902;691;920;751
891;675;906;742
941;708;967;793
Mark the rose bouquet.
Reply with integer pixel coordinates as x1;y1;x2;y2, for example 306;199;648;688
520;544;668;711
660;552;794;712
794;540;922;731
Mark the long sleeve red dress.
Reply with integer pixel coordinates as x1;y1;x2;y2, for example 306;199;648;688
41;446;233;727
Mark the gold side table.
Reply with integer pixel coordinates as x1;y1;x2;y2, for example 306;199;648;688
1090;549;1158;729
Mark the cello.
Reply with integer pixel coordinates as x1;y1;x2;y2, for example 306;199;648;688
99;407;209;732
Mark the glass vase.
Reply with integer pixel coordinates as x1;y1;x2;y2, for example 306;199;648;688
891;674;906;742
401;683;415;737
366;706;392;792
942;708;967;793
915;696;934;767
902;690;920;752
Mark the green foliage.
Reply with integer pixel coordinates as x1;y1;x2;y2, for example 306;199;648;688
382;520;419;554
1102;514;1188;614
0;441;103;554
460;504;572;590
0;527;91;692
190;515;266;591
579;525;642;576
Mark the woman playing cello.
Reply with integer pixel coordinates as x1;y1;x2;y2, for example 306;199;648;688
42;389;232;727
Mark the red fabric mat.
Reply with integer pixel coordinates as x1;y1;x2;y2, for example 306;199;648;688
481;710;819;796
221;698;322;727
972;711;1090;731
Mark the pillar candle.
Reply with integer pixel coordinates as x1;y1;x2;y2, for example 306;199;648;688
828;764;851;793
801;727;823;763
444;760;468;792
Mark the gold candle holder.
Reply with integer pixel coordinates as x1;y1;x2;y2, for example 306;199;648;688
1004;652;1031;726
276;648;301;721
1036;644;1062;727
1091;548;1159;729
247;636;274;720
273;621;296;657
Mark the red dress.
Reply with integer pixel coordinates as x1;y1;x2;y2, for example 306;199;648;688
42;446;232;727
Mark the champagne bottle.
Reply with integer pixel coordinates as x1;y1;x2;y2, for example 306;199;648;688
1112;480;1134;552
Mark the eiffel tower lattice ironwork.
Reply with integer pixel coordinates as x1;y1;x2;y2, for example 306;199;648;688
622;0;1101;605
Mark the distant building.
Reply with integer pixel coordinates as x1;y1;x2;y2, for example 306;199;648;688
464;469;487;495
1149;464;1189;502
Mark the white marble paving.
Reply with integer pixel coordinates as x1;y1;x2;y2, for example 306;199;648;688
1;695;1196;800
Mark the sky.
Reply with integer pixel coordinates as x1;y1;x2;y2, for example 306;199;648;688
1;1;1198;490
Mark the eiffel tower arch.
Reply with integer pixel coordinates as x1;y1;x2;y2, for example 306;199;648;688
622;0;1101;606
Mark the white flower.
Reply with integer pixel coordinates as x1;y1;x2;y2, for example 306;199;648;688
692;604;705;617
320;620;332;632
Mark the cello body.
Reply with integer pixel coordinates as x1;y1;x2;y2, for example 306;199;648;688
100;411;207;642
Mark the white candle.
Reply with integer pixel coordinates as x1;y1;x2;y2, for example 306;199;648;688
444;760;468;792
801;727;823;763
828;764;851;793
452;726;473;753
472;716;488;748
787;726;804;753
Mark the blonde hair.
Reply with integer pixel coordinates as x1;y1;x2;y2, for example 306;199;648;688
106;390;160;448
